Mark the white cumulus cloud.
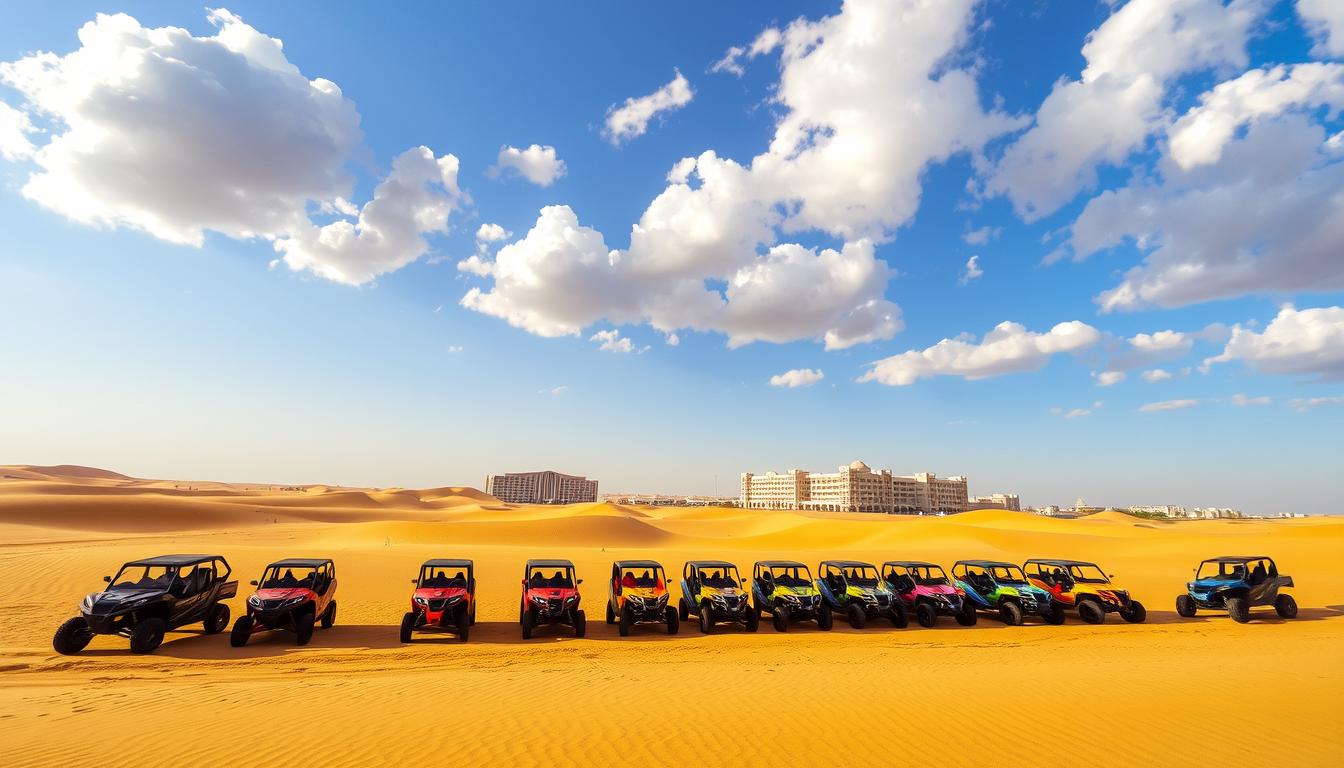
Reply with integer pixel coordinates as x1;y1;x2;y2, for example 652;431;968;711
1204;304;1344;379
1287;395;1344;412
1298;0;1344;57
589;329;648;354
959;255;983;284
603;70;694;145
488;144;566;186
1142;368;1173;382
710;27;783;76
859;320;1101;386
769;368;825;388
1096;371;1126;386
1230;393;1271;406
0;9;463;285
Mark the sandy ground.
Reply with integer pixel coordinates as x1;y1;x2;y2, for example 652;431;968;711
1;465;1341;767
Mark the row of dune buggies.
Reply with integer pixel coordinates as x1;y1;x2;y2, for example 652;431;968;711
53;553;1298;654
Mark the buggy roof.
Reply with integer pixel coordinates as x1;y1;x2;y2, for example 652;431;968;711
955;559;1019;569
126;554;223;566
614;560;663;569
687;560;737;569
266;558;332;568
1026;558;1098;567
756;560;806;568
1203;555;1273;563
884;560;941;569
421;558;472;568
820;559;876;568
526;559;575;568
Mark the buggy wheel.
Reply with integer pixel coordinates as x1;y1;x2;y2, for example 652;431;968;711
1121;600;1146;623
53;616;94;655
204;603;230;634
679;600;689;622
1043;603;1066;625
618;606;632;637
129;617;165;654
399;611;415;643
456;606;471;641
294;611;315;645
999;601;1023;626
890;602;908;629
955;604;978;626
521;608;534;640
817;604;833;631
666;606;679;635
700;603;713;634
846;603;865;630
1226;596;1250;623
1175;594;1197;618
1078;600;1104;624
772;606;789;632
745;608;759;632
321;601;336;629
230;615;253;647
572;609;586;638
916;602;937;628
606;601;616;625
1274;594;1298;619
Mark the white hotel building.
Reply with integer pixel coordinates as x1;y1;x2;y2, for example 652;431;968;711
485;470;599;504
740;461;968;515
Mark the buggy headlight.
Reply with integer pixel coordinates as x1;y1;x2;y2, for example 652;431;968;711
283;595;306;606
81;593;98;612
564;596;577;604
248;594;262;608
414;597;428;605
531;595;548;605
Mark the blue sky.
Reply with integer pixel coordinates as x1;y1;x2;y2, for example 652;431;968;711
1;1;1342;513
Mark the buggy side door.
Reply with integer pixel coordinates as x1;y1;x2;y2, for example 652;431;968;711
172;563;212;626
1246;558;1275;604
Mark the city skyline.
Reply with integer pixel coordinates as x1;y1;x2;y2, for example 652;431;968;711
1;2;1342;516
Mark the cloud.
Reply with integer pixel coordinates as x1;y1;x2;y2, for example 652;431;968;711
589;328;648;354
1070;116;1344;311
0;101;34;160
1204;304;1344;379
1287;395;1344;412
0;9;462;285
457;255;494;277
476;223;511;243
962;226;999;245
274;147;464;285
984;0;1265;220
462;0;1019;350
769;368;825;388
541;385;568;396
1168;63;1344;169
487;144;566;186
1230;393;1270;406
1139;399;1199;412
1096;371;1126;386
1298;0;1344;57
447;345;464;353
1142;368;1172;382
959;255;983;284
859;320;1100;386
603;70;694;145
710;27;783;76
1104;329;1199;371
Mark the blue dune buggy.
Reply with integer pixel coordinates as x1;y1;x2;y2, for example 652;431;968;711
1176;556;1296;623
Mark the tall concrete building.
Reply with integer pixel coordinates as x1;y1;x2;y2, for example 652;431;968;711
972;493;1021;511
741;461;967;515
485;470;598;504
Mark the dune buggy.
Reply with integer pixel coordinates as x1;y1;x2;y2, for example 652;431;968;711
951;560;1063;626
679;560;758;633
605;560;678;636
520;559;586;639
751;560;832;632
883;560;975;627
53;554;237;655
231;558;338;647
400;558;475;643
1176;555;1296;623
1024;558;1146;624
816;560;907;629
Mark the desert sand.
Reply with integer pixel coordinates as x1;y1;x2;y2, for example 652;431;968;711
0;465;1340;767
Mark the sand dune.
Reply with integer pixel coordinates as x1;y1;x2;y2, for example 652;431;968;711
0;465;1340;767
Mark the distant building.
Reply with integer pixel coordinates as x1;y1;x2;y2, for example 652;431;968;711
1129;505;1187;518
1194;507;1243;519
485;470;598;504
1034;505;1062;516
972;493;1021;511
740;461;967;515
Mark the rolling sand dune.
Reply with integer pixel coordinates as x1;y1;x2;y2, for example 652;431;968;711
0;466;1340;767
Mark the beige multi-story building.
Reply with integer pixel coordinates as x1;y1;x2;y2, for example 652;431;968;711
972;493;1021;511
485;470;598;504
741;461;967;515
